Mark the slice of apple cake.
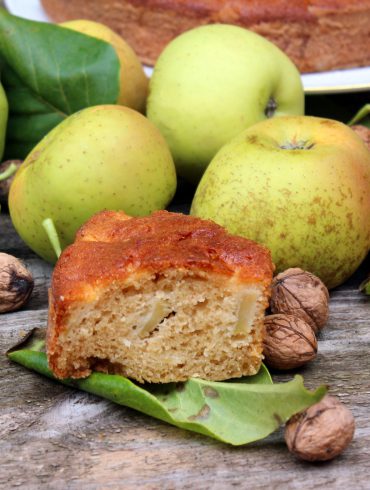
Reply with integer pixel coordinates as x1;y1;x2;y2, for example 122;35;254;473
47;210;274;383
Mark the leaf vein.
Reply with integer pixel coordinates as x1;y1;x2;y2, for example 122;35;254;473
48;42;72;114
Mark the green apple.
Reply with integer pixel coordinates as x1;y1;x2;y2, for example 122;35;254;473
9;105;176;263
191;115;370;289
147;24;304;183
0;81;8;161
0;82;9;213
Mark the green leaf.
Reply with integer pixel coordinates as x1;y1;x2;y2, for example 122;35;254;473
8;330;326;446
0;9;120;159
348;104;370;127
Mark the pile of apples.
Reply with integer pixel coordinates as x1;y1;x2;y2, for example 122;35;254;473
2;22;370;289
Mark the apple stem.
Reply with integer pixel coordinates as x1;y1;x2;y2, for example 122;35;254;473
0;162;18;181
265;97;277;118
42;218;62;260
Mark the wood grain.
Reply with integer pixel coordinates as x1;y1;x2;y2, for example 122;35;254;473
1;213;369;489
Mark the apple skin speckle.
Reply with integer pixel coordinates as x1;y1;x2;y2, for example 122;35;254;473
9;106;177;263
191;115;370;289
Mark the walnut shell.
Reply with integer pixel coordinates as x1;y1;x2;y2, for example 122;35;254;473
351;124;370;150
0;160;22;205
285;395;355;462
0;253;34;313
263;314;317;370
270;268;329;333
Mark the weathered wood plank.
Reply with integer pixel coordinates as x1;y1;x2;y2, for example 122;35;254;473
1;212;369;489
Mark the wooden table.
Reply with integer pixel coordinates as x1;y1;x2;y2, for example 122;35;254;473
1;212;369;489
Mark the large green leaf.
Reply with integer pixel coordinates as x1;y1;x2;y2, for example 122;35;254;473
8;329;326;445
0;9;120;159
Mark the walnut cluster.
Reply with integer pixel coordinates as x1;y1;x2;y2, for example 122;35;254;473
0;253;34;313
263;268;355;462
263;268;329;371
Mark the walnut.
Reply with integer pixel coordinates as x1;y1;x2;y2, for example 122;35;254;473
285;395;355;462
270;268;329;333
0;160;22;205
351;124;370;150
263;314;317;370
0;253;34;313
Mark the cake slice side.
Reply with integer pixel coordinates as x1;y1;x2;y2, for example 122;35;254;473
48;268;270;382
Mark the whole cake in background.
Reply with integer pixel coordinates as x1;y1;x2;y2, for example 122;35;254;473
41;0;370;73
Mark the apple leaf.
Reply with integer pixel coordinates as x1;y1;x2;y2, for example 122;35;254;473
0;9;120;159
348;103;370;127
7;328;326;445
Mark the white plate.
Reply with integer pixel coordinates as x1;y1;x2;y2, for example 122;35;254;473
5;0;370;94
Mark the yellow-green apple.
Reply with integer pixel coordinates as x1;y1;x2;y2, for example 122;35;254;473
191;115;370;289
9;105;176;263
61;19;148;113
0;81;8;161
0;82;9;212
147;24;304;184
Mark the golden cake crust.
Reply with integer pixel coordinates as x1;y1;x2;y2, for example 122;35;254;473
42;0;370;72
51;210;274;304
